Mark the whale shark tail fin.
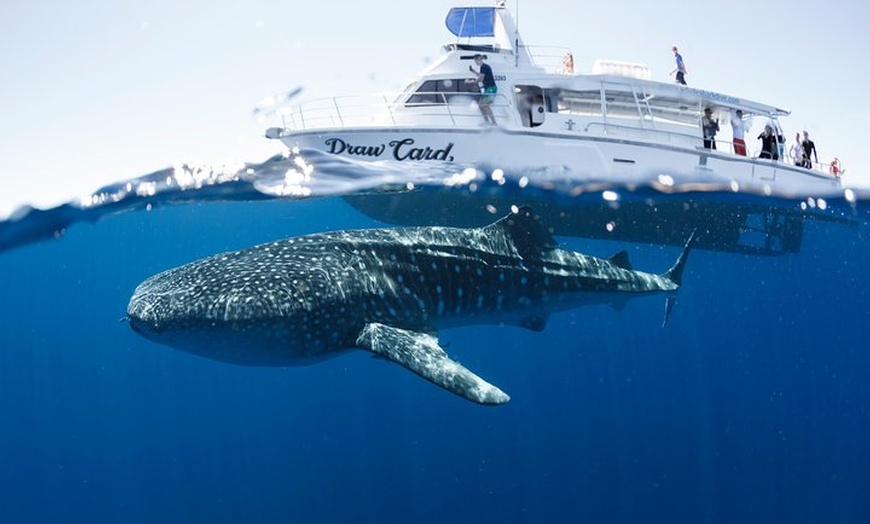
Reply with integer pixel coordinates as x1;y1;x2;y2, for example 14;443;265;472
356;322;510;405
663;229;697;286
486;206;557;258
661;229;697;327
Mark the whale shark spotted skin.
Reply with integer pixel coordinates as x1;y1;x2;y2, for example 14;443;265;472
127;207;693;405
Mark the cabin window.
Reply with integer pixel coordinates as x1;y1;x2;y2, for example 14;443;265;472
644;99;702;126
406;79;481;106
513;83;714;132
550;85;702;128
603;89;642;118
551;89;603;117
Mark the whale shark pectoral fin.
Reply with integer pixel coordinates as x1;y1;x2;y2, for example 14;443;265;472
355;323;510;406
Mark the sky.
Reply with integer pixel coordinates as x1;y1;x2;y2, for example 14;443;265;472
2;0;867;217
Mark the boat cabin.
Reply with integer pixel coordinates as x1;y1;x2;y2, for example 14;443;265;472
390;5;790;155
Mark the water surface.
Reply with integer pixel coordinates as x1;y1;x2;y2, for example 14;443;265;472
1;151;868;523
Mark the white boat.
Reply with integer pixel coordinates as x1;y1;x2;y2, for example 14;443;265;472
266;3;841;193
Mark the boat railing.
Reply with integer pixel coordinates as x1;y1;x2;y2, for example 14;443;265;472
276;94;397;130
705;140;843;179
774;153;842;179
585;126;840;179
276;92;514;131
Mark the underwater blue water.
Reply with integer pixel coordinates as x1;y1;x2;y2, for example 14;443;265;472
1;156;869;523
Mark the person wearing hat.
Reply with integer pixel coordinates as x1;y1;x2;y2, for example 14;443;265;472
470;54;498;124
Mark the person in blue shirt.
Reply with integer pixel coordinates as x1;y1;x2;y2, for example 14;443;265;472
671;46;687;85
470;54;498;124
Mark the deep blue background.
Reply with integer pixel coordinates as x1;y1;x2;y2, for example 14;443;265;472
1;196;868;524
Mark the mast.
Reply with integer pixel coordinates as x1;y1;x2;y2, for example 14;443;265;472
512;0;519;67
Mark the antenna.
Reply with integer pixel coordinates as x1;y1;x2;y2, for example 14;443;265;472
513;0;520;67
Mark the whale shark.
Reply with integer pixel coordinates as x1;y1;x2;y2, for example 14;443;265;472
127;206;693;405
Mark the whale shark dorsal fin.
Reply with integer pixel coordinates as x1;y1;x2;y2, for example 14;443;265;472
608;250;633;270
355;323;510;405
486;206;556;258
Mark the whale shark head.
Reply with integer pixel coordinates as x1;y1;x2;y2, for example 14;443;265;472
126;242;353;366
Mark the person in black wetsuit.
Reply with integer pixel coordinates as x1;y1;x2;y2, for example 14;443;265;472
758;125;779;160
470;54;498;124
801;130;818;169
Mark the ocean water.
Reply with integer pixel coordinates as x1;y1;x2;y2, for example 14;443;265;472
1;152;868;524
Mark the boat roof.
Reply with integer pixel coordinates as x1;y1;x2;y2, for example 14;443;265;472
443;5;532;65
439;4;789;118
445;7;499;38
558;74;791;117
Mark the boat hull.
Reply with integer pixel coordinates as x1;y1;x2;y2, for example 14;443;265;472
276;127;841;194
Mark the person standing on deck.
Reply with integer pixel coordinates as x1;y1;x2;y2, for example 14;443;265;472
790;132;807;167
801;130;818;169
731;109;747;156
671;46;687;85
758;125;778;160
829;157;843;177
702;108;719;149
562;52;575;75
470;54;498;125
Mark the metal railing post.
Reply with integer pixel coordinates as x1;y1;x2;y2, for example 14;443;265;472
333;97;344;127
383;94;397;126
